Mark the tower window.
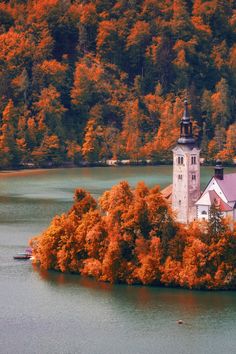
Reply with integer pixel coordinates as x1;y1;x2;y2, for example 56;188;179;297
178;156;184;165
178;174;182;180
191;156;197;165
179;200;181;205
192;174;196;180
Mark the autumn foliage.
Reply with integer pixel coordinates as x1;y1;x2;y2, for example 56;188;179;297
30;181;236;290
0;0;236;168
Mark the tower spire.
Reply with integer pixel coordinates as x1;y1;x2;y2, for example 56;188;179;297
183;98;190;120
178;98;195;145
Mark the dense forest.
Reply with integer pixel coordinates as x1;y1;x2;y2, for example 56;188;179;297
0;0;236;168
30;181;236;289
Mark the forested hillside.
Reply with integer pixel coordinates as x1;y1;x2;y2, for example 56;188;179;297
0;0;236;168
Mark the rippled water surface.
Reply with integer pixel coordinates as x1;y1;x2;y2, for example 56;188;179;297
0;166;236;354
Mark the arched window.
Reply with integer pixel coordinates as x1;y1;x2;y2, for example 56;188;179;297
201;210;207;215
191;156;197;165
178;156;184;165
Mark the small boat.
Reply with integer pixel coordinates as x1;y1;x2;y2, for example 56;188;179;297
13;248;32;260
13;252;31;260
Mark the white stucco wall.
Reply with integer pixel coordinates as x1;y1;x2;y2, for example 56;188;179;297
203;178;227;203
196;205;209;221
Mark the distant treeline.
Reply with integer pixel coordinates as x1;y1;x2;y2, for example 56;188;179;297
0;0;236;168
30;181;236;290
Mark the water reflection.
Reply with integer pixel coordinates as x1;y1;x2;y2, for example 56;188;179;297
33;263;116;293
33;264;236;322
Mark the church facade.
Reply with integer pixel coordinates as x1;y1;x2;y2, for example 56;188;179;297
196;162;236;222
170;100;236;224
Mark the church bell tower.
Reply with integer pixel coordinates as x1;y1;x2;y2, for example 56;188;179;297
172;99;201;223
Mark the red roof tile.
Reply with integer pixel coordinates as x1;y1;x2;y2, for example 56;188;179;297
208;190;233;212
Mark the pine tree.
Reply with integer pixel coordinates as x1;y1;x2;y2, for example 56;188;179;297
207;201;225;243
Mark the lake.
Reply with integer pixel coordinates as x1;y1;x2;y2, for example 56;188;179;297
0;165;236;354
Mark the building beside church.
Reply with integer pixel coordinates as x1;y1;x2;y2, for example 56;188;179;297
165;99;236;224
196;161;236;222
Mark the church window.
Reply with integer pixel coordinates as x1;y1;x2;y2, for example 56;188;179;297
178;174;182;180
179;200;181;205
192;174;196;180
201;210;207;215
178;156;184;165
191;156;196;164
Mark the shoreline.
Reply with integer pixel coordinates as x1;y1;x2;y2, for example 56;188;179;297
1;161;236;178
33;264;236;291
0;168;53;178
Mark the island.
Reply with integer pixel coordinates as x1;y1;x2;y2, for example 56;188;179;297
30;180;236;290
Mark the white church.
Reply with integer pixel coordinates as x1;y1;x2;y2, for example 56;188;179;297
163;99;236;224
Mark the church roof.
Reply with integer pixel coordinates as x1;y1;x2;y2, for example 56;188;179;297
161;184;172;202
196;189;233;212
215;173;236;202
172;144;200;153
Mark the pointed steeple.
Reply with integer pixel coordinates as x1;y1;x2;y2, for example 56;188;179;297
183;98;190;121
178;99;195;145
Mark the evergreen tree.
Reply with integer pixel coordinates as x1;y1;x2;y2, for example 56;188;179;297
207;201;225;243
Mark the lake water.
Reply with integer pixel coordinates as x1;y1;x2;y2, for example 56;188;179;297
0;165;236;354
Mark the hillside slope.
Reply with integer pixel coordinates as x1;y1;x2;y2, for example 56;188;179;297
0;0;235;167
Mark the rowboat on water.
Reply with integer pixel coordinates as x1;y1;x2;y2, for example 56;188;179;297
13;253;31;260
13;248;32;260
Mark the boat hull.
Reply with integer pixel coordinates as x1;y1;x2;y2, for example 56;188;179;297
13;255;31;260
